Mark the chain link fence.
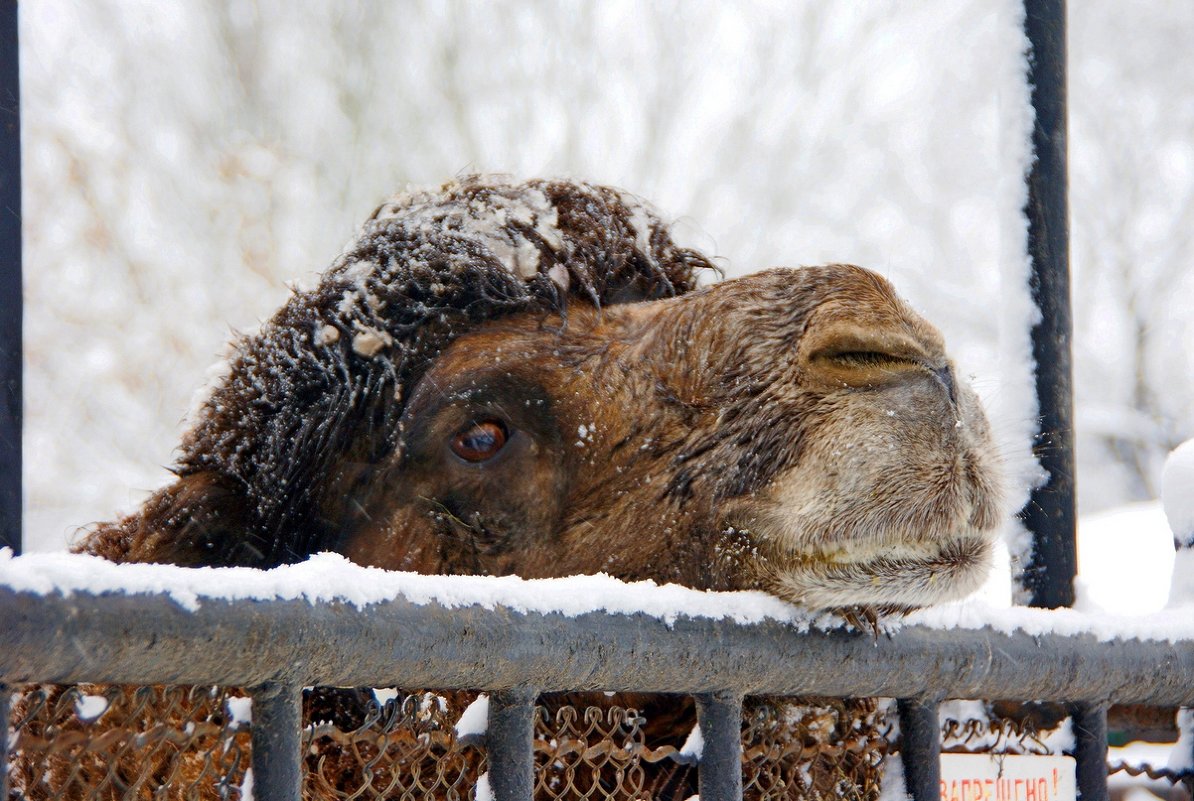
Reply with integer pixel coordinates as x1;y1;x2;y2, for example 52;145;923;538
7;686;891;800
8;684;1190;800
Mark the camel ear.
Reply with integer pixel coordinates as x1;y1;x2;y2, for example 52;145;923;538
76;471;260;567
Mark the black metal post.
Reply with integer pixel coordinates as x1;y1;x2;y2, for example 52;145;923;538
696;691;743;801
1182;709;1194;801
1;0;22;556
1071;702;1109;801
487;688;537;801
1020;0;1074;608
898;698;942;801
1;684;10;801
250;683;303;801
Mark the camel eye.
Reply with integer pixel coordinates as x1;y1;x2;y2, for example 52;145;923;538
450;419;509;463
831;351;913;368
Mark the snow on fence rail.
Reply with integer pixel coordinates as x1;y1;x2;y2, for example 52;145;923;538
3;552;1194;800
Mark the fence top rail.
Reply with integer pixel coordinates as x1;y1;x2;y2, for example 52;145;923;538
2;552;1193;706
3;549;1191;643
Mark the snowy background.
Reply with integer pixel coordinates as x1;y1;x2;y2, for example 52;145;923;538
17;1;1194;606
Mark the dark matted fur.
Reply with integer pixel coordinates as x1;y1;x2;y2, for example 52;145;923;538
82;178;711;568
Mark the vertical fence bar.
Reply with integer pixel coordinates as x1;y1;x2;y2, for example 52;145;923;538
1;684;10;801
1071;703;1109;801
487;688;538;801
1179;709;1194;800
1021;0;1074;609
0;0;23;556
898;698;942;801
250;683;303;801
695;691;743;801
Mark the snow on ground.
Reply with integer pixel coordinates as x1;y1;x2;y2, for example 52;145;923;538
1074;500;1175;615
1163;440;1194;545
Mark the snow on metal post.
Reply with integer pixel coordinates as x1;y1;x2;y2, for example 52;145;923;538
1021;0;1075;609
487;688;538;801
696;691;744;801
1071;702;1110;801
0;0;22;556
898;698;942;801
250;683;303;801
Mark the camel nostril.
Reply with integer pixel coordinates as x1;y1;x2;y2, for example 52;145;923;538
934;365;957;406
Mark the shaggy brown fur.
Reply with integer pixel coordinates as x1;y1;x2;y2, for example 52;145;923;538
53;176;1003;799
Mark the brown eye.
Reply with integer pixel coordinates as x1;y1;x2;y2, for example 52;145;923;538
450;419;509;463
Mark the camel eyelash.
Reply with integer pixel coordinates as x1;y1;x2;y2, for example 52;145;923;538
826;351;918;368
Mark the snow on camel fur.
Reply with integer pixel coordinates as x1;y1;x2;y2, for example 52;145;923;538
56;176;1004;799
82;177;705;569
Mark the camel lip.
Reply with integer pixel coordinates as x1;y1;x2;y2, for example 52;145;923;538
763;530;997;611
796;525;998;567
732;509;998;567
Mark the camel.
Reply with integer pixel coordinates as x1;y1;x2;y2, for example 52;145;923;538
15;176;1003;800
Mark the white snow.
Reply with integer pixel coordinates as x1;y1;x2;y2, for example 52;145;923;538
367;182;572;280
1171;708;1194;772
454;693;489;738
239;768;254;801
1108;741;1183;781
75;694;110;721
878;753;908;801
474;772;494;801
371;688;399;707
351;324;392;358
989;0;1046;594
1162;438;1194;545
1170;550;1194;608
678;723;703;760
314;324;340;347
1074;501;1174;615
226;696;252;725
546;263;569;291
0;548;808;626
904;597;1194;644
3;544;1194;642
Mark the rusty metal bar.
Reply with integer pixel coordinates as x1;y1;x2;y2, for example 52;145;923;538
250;683;303;801
487;687;538;801
898;698;942;801
696;691;743;801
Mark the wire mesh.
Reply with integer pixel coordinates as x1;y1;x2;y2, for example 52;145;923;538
302;689;483;801
940;702;1064;756
11;686;1189;800
739;698;886;801
9;684;250;800
940;702;1194;797
7;686;894;800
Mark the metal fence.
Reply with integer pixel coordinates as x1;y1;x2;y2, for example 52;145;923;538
3;589;1194;800
5;677;894;800
4;1;1193;800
